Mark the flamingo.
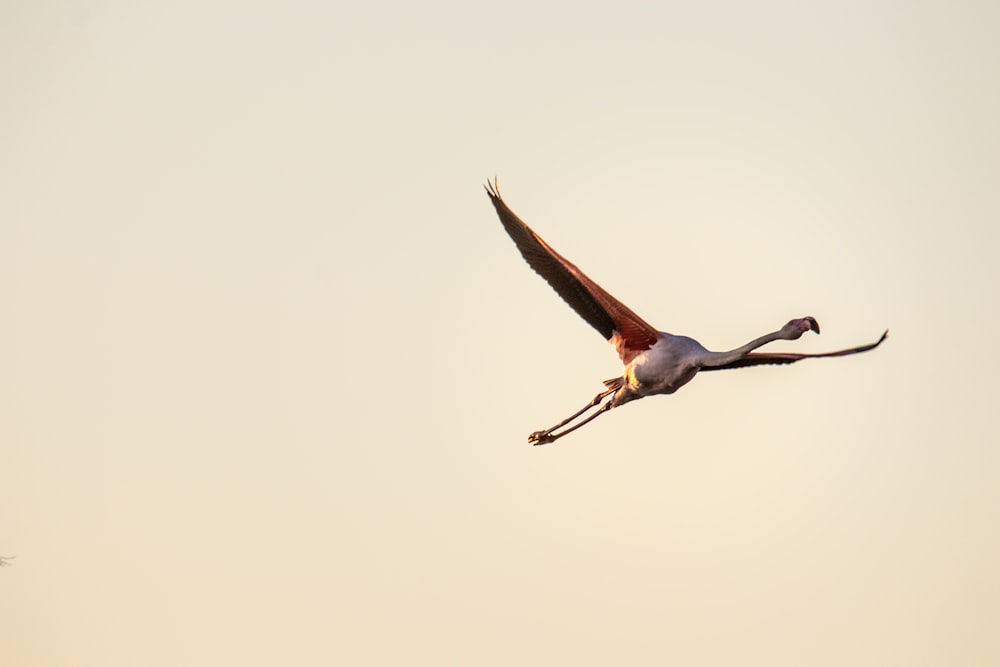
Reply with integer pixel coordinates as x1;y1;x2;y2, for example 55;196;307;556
485;179;887;445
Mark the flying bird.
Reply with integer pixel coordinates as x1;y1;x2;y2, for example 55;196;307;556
485;179;887;445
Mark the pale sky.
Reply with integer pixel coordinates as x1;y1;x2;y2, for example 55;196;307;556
2;1;999;665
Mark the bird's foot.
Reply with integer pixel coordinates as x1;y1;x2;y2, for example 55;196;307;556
528;430;555;446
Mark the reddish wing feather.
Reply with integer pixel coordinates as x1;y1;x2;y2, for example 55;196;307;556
486;181;659;363
701;331;889;370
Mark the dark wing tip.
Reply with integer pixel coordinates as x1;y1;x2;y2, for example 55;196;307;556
484;177;500;199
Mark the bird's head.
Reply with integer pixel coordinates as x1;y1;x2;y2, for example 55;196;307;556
782;317;820;339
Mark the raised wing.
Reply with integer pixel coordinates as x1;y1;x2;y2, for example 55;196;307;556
485;179;659;363
701;330;888;371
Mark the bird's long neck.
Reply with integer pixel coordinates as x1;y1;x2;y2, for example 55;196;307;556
699;330;784;368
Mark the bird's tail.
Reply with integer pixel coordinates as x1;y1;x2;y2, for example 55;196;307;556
602;377;624;391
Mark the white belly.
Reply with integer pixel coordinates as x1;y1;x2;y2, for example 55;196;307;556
616;333;707;404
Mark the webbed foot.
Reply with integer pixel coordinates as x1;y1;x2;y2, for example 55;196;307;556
528;430;555;446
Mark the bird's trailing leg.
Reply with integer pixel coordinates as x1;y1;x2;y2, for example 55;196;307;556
528;383;619;446
530;401;615;446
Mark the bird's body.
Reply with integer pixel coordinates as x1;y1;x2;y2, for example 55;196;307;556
618;333;706;404
485;179;887;445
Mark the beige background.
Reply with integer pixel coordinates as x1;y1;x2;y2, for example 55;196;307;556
2;1;999;665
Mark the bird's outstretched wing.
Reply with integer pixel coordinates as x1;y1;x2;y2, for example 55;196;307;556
485;179;659;363
701;330;889;371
